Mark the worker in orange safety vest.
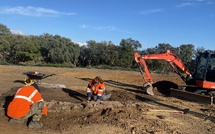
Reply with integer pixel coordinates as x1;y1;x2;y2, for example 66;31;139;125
7;82;48;128
86;76;105;101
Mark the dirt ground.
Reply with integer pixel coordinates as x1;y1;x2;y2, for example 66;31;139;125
0;65;214;134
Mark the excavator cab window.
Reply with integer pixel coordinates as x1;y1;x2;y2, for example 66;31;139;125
195;53;208;80
206;53;215;82
207;54;215;70
195;52;215;82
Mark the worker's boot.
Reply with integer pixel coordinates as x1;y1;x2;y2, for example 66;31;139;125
28;109;43;128
9;118;25;124
28;120;43;128
93;95;97;101
97;96;101;101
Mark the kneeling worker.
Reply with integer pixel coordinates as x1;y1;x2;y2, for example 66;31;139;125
7;82;48;128
86;76;105;101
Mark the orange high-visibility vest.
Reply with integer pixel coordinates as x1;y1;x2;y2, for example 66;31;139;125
86;80;105;96
7;85;48;119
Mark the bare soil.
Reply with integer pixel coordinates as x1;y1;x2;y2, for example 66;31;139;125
0;65;214;134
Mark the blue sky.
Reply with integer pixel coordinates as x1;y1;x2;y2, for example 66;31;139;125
0;0;214;50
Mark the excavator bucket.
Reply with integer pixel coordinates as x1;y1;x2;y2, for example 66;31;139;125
143;82;154;96
146;86;154;96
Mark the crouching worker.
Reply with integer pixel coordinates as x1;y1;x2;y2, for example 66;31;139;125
7;82;48;128
86;76;105;101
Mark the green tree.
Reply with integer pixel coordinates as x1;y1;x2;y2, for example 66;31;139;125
118;38;142;68
102;41;119;66
0;23;12;35
179;44;195;63
155;43;173;53
39;34;80;65
0;35;11;62
194;46;205;59
85;40;97;66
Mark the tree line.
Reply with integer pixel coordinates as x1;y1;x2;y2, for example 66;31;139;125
0;23;207;73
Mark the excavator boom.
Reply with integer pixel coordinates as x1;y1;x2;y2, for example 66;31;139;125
134;50;191;84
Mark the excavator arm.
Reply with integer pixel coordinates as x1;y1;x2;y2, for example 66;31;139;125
134;50;192;95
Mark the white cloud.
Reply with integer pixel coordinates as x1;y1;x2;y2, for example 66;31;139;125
79;24;132;34
73;41;87;46
80;24;119;31
70;37;87;46
206;1;214;4
0;6;77;17
11;29;25;35
139;9;164;15
176;0;214;7
94;26;119;31
176;2;197;7
80;24;87;28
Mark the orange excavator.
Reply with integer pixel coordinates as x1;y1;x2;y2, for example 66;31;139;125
134;50;215;103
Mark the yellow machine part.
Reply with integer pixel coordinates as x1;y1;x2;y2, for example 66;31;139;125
24;77;33;85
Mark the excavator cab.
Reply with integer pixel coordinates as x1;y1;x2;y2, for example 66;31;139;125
195;51;215;83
